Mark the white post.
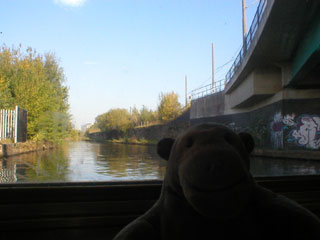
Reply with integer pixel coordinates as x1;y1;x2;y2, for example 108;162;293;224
0;110;2;140
7;110;10;139
185;75;188;106
11;110;14;139
4;110;7;140
242;0;247;50
14;106;18;143
1;109;3;140
212;43;215;93
9;110;11;139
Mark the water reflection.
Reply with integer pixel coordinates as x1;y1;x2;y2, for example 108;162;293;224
0;160;17;183
96;143;166;179
66;142;166;181
0;147;70;183
251;156;320;176
0;141;320;183
0;141;167;183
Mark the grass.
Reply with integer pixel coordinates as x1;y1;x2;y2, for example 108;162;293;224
108;137;157;146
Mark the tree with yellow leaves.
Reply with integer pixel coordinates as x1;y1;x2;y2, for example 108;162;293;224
157;91;182;123
0;45;71;142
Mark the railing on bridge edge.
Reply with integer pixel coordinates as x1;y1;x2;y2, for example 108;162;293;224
190;79;225;101
225;0;267;84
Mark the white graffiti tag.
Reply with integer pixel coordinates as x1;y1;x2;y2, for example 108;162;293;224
282;114;295;126
291;116;320;149
271;112;284;149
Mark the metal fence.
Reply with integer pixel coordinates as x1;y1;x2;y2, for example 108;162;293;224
225;0;267;84
190;79;225;100
0;106;27;143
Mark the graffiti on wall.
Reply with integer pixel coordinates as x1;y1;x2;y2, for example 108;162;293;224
270;113;320;150
289;115;320;149
226;122;249;133
282;114;295;127
271;112;285;149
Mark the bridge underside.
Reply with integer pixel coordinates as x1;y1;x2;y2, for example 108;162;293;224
225;0;320;95
190;0;320;155
290;12;320;88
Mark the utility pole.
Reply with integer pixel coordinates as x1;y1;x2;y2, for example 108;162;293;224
212;43;215;93
185;75;188;106
242;0;247;50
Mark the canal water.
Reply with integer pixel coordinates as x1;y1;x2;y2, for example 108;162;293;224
0;141;320;183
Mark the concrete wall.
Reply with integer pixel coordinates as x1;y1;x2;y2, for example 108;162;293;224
191;101;281;149
190;92;224;119
223;89;320;115
191;98;320;153
225;67;281;108
225;72;254;108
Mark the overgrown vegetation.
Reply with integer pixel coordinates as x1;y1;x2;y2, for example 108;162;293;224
0;45;71;143
91;91;184;134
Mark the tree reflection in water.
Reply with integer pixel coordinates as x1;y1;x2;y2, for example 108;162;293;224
0;146;70;183
1;141;320;183
97;142;166;179
0;141;166;183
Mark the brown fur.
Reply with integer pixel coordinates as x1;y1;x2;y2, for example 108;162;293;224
114;123;320;240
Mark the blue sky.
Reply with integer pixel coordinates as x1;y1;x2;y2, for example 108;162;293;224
0;0;258;129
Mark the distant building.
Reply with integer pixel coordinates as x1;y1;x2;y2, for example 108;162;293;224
81;123;92;132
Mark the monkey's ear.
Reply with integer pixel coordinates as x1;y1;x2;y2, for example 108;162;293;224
157;138;175;161
238;132;255;154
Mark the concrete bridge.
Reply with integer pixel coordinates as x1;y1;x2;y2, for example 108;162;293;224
190;0;320;158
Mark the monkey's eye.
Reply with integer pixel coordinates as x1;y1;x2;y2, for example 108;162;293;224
185;138;194;148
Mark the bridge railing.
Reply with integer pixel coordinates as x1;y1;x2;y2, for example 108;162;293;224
225;0;267;84
190;79;225;100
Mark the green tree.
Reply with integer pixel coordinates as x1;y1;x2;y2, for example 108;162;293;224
140;105;157;124
0;46;16;108
35;111;71;143
0;76;13;108
130;106;140;126
95;108;133;133
95;112;109;131
157;91;182;123
0;45;71;142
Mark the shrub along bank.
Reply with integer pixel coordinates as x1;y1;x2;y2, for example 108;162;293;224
88;109;190;145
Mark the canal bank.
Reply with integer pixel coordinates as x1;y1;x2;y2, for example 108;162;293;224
88;109;190;145
88;107;320;160
0;141;55;158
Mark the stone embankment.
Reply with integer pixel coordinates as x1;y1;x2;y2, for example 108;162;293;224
0;142;54;158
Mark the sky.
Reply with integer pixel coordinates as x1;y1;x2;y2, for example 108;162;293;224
0;0;258;129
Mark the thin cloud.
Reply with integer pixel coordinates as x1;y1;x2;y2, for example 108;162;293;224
54;0;87;7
